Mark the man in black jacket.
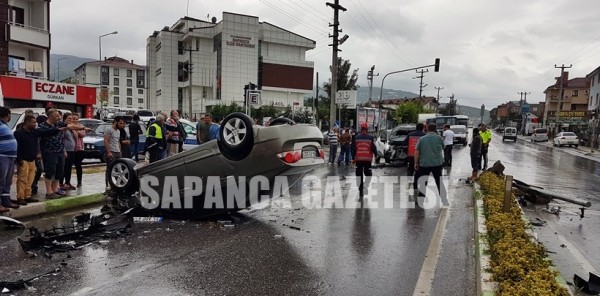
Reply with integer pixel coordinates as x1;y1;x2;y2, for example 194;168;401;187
14;115;42;205
404;123;426;177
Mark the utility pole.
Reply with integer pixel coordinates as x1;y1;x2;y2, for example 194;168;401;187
315;72;319;128
182;46;199;118
434;86;444;103
415;69;428;98
517;91;531;135
555;64;572;134
367;65;379;103
327;0;346;130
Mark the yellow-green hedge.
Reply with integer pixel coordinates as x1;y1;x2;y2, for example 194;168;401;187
478;172;569;296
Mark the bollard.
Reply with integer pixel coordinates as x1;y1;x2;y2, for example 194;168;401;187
503;175;513;212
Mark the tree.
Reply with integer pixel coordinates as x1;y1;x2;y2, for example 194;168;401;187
323;57;359;98
395;102;425;124
208;103;244;118
439;95;458;116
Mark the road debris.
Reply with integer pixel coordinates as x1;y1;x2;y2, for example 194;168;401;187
0;267;61;293
274;235;283;240
133;217;163;223
529;218;547;226
573;272;600;295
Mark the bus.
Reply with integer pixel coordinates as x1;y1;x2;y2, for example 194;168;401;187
432;115;469;132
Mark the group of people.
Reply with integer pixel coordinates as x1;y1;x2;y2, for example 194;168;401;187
324;121;493;199
0;106;92;213
327;126;357;165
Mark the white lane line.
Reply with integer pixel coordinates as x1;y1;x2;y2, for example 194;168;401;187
412;207;449;296
544;221;599;275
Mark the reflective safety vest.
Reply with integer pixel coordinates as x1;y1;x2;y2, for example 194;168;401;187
354;138;374;162
148;123;163;139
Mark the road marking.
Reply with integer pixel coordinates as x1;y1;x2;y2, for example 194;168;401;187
412;207;449;296
546;223;599;275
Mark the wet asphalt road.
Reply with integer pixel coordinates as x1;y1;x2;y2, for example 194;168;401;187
1;145;478;296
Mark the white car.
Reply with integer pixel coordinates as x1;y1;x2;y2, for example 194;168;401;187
553;132;579;148
136;109;155;123
450;125;468;145
7;107;71;131
179;118;199;151
530;128;548;142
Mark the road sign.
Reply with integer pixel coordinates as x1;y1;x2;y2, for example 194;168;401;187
335;90;357;108
249;91;260;105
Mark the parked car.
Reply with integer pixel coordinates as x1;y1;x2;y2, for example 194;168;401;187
83;122;147;162
105;113;324;216
450;125;468;145
383;125;415;163
78;118;103;129
502;127;517;141
530;128;548;142
136;109;155;123
553;132;579;148
179;118;199;151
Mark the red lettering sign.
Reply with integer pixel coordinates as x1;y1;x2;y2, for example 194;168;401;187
34;82;75;95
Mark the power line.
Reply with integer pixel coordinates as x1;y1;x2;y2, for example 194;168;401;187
258;0;329;35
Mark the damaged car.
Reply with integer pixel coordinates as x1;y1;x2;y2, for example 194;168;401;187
105;113;325;216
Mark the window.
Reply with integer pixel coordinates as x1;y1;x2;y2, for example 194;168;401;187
156;68;161;76
114;68;119;76
137;70;145;88
127;88;132;96
127;79;133;87
137;70;145;76
138;89;144;95
127;97;132;106
178;41;185;55
113;87;119;95
127;70;133;77
138;98;144;104
178;62;189;82
570;104;576;111
156;42;161;51
9;6;24;25
572;90;578;97
101;66;109;73
114;97;120;104
156;89;161;96
101;66;109;85
114;78;119;85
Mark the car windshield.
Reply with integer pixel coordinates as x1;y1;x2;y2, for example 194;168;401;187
93;124;111;135
536;129;547;134
137;110;153;116
451;127;466;134
7;113;21;129
562;132;576;137
181;122;197;136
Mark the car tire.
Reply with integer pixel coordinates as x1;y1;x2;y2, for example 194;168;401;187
575;145;578;148
107;158;139;196
502;137;505;141
218;112;255;161
269;117;296;126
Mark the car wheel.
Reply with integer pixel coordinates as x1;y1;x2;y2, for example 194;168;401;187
269;117;296;126
218;112;255;161
502;137;505;141
575;145;578;148
107;158;139;196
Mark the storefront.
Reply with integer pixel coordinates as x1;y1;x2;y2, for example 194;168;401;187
0;76;96;118
546;111;591;138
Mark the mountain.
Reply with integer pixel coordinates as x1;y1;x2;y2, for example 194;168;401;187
50;54;95;81
356;87;419;103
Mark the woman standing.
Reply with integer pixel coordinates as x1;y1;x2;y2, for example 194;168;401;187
61;113;77;190
71;114;87;187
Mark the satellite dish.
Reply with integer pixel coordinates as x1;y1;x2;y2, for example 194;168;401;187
211;16;217;24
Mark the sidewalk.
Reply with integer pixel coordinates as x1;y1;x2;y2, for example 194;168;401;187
1;170;107;220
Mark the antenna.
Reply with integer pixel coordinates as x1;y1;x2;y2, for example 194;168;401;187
186;0;189;16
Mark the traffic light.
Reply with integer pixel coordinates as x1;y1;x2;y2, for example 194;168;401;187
434;58;440;72
249;83;257;90
244;84;249;105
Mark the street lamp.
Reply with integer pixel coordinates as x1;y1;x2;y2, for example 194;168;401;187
99;31;118;61
56;56;70;82
378;58;440;132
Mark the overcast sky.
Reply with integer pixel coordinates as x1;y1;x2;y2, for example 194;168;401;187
51;0;600;109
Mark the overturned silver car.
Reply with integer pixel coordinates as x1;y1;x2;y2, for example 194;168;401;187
105;113;324;216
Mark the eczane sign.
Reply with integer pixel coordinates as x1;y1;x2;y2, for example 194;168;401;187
32;80;77;103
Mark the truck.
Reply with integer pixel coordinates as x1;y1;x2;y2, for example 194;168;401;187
524;122;539;136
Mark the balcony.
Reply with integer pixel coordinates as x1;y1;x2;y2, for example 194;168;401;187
9;22;50;48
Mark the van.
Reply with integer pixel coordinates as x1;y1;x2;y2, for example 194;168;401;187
502;127;517;141
530;128;548;142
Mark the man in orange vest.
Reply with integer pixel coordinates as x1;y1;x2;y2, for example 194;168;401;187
352;122;377;195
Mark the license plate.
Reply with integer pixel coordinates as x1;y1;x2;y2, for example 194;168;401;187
302;150;317;158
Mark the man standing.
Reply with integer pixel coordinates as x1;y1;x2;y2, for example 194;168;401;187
197;114;212;144
414;123;445;199
14;115;41;205
479;123;492;170
0;107;19;212
38;109;71;199
129;115;143;161
104;116;126;167
352;122;377;195
337;126;352;165
209;115;222;141
404;123;426;177
442;124;455;167
146;115;166;163
327;127;339;165
469;128;482;181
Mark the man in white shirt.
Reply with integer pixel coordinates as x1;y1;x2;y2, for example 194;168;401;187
442;124;455;167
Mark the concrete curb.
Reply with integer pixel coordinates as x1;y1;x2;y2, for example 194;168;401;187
2;192;105;220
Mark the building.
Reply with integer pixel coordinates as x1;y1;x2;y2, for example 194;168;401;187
373;96;439;112
73;56;147;109
586;65;600;113
0;0;96;117
0;0;49;79
543;72;591;131
147;12;315;118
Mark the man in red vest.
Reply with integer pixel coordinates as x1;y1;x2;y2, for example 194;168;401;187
352;122;377;195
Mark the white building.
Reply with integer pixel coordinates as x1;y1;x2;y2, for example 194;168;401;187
74;57;147;109
587;66;600;112
147;12;315;118
1;0;50;79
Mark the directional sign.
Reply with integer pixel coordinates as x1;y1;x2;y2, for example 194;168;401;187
335;90;357;108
